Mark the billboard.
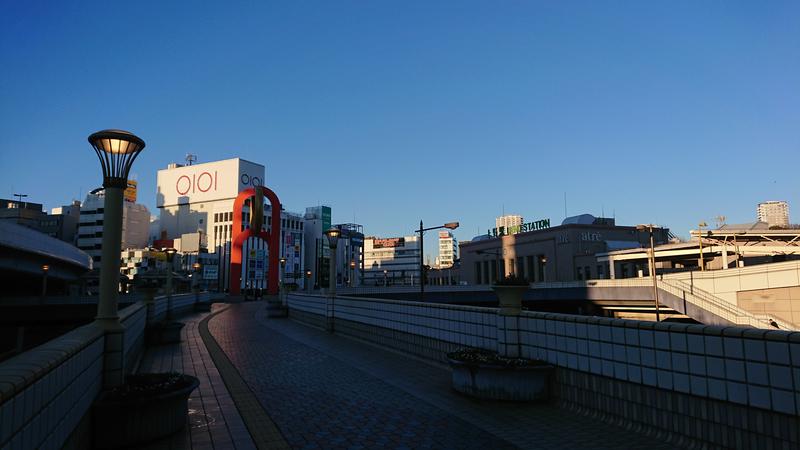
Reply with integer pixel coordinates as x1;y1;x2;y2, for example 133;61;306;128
156;158;265;207
124;180;137;203
373;237;405;249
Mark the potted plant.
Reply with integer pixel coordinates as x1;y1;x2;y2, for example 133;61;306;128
447;348;553;401
492;274;529;315
94;372;200;448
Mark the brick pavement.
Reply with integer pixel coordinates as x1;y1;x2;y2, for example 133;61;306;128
137;310;256;450
207;303;675;450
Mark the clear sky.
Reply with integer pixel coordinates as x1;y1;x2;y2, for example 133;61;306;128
1;1;798;261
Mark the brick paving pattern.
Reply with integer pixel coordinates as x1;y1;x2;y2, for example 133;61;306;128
208;303;674;450
137;311;256;450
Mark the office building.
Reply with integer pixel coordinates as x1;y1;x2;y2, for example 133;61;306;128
363;235;420;286
757;201;790;228
496;215;523;233
436;230;458;268
77;188;150;263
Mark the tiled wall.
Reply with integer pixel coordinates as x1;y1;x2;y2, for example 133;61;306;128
0;293;205;449
287;293;800;448
0;323;104;450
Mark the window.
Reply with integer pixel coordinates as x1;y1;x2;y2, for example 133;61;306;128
597;264;605;279
576;267;583;280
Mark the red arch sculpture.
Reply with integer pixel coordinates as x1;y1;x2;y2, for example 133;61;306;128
229;186;282;296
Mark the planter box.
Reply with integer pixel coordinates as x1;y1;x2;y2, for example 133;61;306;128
492;285;528;315
147;321;185;345
448;358;553;401
94;374;200;448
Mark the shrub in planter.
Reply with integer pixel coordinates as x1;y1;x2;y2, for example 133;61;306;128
94;372;200;448
447;348;553;401
492;275;530;315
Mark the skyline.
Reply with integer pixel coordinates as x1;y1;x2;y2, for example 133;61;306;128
1;1;798;252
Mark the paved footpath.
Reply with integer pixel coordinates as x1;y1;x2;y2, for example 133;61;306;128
137;311;256;450
207;303;674;450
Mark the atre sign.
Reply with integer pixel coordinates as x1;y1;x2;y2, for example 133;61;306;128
156;158;265;207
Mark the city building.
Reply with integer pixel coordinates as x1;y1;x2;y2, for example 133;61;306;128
436;230;458;268
461;214;669;284
363;235;420;286
43;200;82;244
495;215;523;234
757;201;790;228
76;188;150;263
156;157;265;241
0;198;47;229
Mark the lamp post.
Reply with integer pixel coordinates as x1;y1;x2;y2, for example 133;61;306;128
305;270;312;293
637;224;661;322
383;269;388;287
324;227;341;332
349;260;356;287
416;220;459;301
88;129;145;388
163;247;177;318
40;264;49;301
279;257;287;303
539;256;547;283
698;222;708;271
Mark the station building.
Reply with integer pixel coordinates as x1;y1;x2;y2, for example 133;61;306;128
460;214;670;284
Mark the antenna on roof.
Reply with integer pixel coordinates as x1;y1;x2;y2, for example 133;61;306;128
715;215;727;228
186;154;197;166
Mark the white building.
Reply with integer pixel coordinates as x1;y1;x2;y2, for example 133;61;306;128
757;201;789;228
77;188;150;263
155;157;309;291
436;230;458;268
496;214;523;231
363;235;420;286
156;157;265;241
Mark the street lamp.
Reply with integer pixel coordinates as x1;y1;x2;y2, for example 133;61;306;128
539;256;547;283
192;262;202;292
349;260;356;287
698;222;708;271
305;269;312;293
325;227;341;297
279;257;287;303
416;220;459;301
88;129;145;388
41;264;49;300
383;269;388;287
162;247;177;318
637;224;661;322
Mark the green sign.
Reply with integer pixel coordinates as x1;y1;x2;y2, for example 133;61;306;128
488;218;550;238
322;206;332;233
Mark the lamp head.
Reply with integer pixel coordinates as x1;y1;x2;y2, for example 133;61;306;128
305;270;312;278
279;257;287;267
88;129;145;188
444;222;459;230
192;262;201;270
350;260;356;268
42;264;49;272
325;227;341;249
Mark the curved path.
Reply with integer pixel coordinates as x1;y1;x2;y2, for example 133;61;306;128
201;303;673;450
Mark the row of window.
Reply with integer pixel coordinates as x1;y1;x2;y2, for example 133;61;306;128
214;211;304;231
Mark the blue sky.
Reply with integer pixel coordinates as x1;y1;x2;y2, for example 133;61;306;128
1;1;798;260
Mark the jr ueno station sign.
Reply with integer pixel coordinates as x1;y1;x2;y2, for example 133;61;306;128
488;218;550;238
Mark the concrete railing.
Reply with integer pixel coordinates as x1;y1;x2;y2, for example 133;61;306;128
0;291;210;449
286;292;800;447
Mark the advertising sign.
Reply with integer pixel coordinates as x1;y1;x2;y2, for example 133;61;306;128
124;180;137;203
373;237;405;249
156;158;265;207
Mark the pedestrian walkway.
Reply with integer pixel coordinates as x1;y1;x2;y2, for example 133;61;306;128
206;303;674;450
137;310;256;450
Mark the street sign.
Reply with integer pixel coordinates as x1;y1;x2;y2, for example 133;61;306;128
204;266;219;280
